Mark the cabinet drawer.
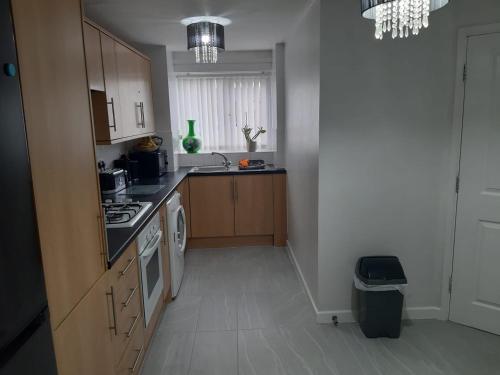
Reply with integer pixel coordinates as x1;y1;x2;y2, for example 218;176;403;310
116;314;145;375
110;242;138;287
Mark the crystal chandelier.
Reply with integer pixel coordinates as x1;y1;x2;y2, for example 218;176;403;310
361;0;449;40
181;17;231;63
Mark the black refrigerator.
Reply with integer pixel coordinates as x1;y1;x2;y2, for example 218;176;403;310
0;1;58;374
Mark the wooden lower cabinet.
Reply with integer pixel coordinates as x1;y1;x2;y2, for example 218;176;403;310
190;175;235;238
108;243;142;366
234;174;274;236
116;315;145;375
187;173;287;247
51;274;115;375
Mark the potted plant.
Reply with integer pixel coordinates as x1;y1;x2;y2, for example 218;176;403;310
242;125;266;152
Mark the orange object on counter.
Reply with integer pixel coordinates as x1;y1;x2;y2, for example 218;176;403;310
239;159;249;168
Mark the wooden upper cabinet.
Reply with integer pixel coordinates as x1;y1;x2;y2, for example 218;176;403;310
12;0;106;328
99;32;123;140
189;176;235;238
52;274;115;375
83;22;105;91
138;56;155;134
116;43;143;138
234;175;274;236
83;20;155;144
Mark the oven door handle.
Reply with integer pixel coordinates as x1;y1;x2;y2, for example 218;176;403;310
141;230;162;258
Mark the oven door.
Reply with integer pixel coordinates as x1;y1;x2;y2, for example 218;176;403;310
139;230;163;327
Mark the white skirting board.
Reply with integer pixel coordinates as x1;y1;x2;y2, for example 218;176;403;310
285;242;444;324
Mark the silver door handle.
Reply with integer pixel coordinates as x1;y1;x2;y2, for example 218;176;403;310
140;102;145;128
122;286;138;309
106;287;118;336
107;98;117;132
119;256;136;278
129;345;144;373
126;315;140;337
141;230;162;258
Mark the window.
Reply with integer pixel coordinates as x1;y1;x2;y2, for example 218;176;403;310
173;74;276;153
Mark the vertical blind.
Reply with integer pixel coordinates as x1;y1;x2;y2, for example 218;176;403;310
173;74;275;152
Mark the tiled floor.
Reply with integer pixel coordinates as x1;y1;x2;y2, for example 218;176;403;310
142;246;500;375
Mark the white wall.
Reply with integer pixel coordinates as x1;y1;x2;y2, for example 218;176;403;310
283;0;320;302
315;0;500;320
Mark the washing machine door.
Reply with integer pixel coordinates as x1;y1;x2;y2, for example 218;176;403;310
175;206;187;255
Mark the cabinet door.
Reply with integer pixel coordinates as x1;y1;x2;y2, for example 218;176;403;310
83;22;105;92
138;56;155;134
12;0;106;328
234;175;274;236
116;43;142;137
190;176;235;238
100;33;123;140
52;274;115;375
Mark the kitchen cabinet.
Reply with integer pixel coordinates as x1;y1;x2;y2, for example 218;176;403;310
83;20;155;144
190;176;235;238
187;173;287;248
115;316;145;375
234;175;274;236
12;0;107;329
97;32;123;140
138;55;156;134
51;274;115;375
108;242;142;366
83;22;105;91
115;42;142;138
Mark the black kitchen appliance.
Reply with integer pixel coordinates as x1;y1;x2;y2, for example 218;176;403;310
114;156;140;182
99;167;127;194
0;2;57;373
129;149;168;178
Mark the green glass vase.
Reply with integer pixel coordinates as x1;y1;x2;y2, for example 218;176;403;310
182;120;201;154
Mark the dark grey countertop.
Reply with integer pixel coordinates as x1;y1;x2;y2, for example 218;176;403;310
105;165;286;267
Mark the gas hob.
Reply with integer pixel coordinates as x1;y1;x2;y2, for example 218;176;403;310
102;201;152;228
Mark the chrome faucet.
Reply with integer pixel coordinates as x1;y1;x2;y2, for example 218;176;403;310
211;152;232;168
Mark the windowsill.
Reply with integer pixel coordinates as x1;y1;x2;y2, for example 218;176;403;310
175;150;276;155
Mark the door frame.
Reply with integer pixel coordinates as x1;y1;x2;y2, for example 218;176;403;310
441;23;500;321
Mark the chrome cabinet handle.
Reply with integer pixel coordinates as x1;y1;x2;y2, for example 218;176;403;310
107;98;117;132
135;102;142;128
126;315;140;338
119;256;136;278
234;178;238;201
106;287;118;336
140;102;145;128
129;345;144;373
122;286;138;310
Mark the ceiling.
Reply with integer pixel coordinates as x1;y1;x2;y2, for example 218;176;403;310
84;0;313;51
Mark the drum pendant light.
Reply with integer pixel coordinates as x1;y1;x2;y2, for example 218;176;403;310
181;16;231;63
361;0;449;39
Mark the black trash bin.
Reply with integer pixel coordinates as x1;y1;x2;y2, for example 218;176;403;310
354;256;407;339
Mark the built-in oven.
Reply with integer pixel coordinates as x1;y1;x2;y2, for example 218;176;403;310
137;212;163;327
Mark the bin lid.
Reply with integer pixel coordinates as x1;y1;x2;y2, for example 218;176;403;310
355;256;407;286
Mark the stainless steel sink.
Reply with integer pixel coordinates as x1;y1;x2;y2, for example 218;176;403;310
189;165;233;173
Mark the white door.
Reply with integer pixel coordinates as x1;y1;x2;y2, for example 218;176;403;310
450;32;500;335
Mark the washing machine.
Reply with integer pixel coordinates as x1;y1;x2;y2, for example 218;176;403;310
166;191;187;297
